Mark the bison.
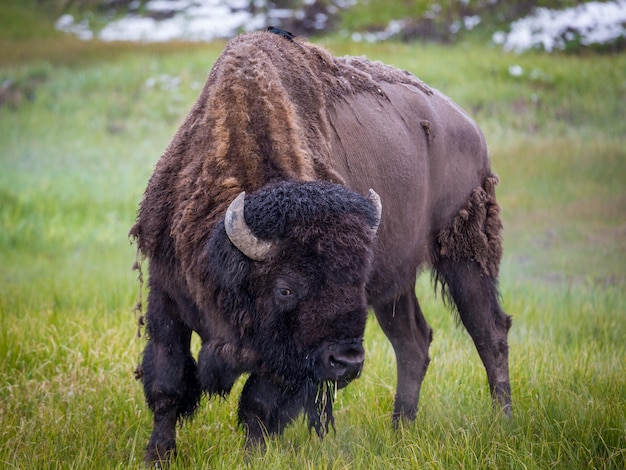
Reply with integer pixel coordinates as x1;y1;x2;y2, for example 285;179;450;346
130;29;512;463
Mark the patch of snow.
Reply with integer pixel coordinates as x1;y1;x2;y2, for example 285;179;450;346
424;3;442;20
450;15;480;35
55;14;94;40
334;0;357;9
353;12;482;43
145;0;190;13
56;0;352;43
55;0;626;51
351;20;405;43
313;13;328;30
145;74;181;91
463;15;481;31
97;0;263;42
494;0;626;53
508;64;523;77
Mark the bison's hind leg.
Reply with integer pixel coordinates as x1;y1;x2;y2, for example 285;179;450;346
433;258;512;414
433;175;512;415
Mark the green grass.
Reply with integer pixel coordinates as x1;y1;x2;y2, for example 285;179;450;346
1;8;625;470
0;0;62;40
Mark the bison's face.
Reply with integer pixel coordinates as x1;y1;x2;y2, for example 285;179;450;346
210;181;381;390
253;242;371;390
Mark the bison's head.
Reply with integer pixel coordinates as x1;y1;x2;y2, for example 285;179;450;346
205;180;380;432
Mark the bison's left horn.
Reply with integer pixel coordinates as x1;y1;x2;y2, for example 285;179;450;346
225;192;274;261
367;189;382;233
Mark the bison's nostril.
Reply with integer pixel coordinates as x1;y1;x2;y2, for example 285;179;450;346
317;342;365;386
330;355;358;368
325;350;364;381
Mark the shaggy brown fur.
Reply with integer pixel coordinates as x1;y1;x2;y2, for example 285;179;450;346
437;173;503;279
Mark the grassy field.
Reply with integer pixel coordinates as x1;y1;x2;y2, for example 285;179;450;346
1;18;625;470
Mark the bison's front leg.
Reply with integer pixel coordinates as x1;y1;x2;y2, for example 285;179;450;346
238;373;303;445
372;282;433;424
141;286;201;464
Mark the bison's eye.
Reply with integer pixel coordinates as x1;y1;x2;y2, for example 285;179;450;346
273;278;302;311
275;284;295;302
277;287;293;298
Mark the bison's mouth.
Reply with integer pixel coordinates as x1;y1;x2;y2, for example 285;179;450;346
255;339;365;437
303;340;365;437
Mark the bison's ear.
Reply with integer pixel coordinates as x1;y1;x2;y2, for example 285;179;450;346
225;192;275;261
367;189;382;233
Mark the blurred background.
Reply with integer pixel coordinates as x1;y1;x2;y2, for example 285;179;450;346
8;0;625;51
1;1;625;469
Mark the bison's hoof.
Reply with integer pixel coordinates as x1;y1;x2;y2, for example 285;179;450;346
144;442;176;468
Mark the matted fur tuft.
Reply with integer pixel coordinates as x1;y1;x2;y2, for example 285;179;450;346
433;174;503;306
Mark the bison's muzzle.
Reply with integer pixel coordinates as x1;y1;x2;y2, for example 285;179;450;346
315;340;365;388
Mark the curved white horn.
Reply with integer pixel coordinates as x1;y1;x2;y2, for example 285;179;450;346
224;192;274;261
367;189;382;233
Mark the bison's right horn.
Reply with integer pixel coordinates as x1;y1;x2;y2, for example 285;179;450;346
225;192;274;261
367;189;382;233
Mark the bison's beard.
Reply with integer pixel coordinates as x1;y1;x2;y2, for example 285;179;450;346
304;379;336;438
253;338;342;437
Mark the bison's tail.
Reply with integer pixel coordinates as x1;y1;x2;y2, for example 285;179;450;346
130;240;147;380
431;173;503;307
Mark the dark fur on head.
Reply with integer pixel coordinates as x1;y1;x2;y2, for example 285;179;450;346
205;180;377;366
241;180;380;240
